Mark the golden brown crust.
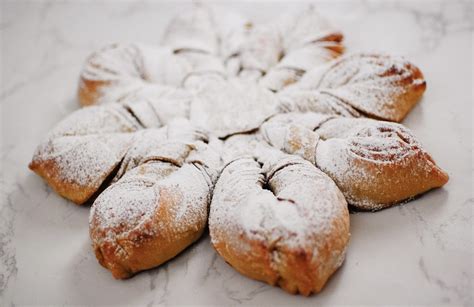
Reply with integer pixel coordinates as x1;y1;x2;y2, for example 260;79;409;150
286;54;427;122
316;140;448;210
78;78;110;106
260;31;345;92
321;32;345;55
328;54;427;122
213;216;349;295
28;105;142;205
28;158;113;205
375;60;426;122
77;43;144;107
89;139;218;279
28;3;448;293
91;183;206;279
209;156;350;295
260;115;448;210
77;42;226;107
355;153;447;208
315;117;448;210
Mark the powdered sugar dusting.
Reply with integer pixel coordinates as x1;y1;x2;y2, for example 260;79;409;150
81;43;145;82
317;117;421;164
162;4;219;54
188;76;279;138
256;115;447;210
260;122;320;164
314;117;444;209
90;139;219;259
28;3;448;285
88;116;220;248
31;104;142;190
36;133;133;187
47;104;141;138
269;112;334;131
209;153;348;260
90;172;164;235
289;54;426;121
277;90;361;118
119;85;192;125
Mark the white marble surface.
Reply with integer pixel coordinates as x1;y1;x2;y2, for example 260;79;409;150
1;0;473;305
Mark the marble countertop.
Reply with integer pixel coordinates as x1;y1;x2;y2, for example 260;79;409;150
1;0;472;305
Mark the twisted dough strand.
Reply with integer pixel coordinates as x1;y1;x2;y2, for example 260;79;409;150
261;114;448;210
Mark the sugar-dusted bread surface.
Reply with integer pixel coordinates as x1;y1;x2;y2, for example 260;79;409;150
209;154;350;295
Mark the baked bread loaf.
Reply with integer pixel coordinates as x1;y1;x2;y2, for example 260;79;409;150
261;113;449;210
29;3;449;295
209;153;350;295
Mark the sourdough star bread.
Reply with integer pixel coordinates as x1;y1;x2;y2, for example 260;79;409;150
29;4;448;295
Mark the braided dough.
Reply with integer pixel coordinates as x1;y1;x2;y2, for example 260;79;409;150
29;3;449;294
